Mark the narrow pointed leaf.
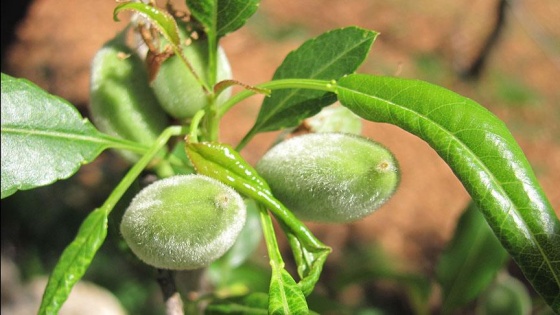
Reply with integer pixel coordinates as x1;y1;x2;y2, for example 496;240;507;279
38;208;108;315
113;2;180;46
436;203;509;314
1;74;139;199
244;27;377;140
336;74;560;309
269;265;309;315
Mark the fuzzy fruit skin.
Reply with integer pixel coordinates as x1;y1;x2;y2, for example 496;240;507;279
256;133;400;223
150;40;232;119
120;175;246;270
90;37;168;162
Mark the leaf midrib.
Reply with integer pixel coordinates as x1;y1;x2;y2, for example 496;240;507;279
1;126;111;146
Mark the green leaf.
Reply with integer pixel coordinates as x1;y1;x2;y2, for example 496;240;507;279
0;73;134;199
269;264;309;315
281;224;329;296
188;0;259;37
216;0;260;36
240;27;377;146
38;208;108;315
113;2;180;47
336;74;560;309
187;0;259;36
436;203;509;314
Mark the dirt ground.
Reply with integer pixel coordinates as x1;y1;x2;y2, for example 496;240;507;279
2;0;559;296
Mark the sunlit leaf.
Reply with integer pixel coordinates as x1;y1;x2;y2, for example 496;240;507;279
186;0;259;37
337;74;560;309
1;73;136;198
217;0;260;36
269;265;308;315
240;27;377;147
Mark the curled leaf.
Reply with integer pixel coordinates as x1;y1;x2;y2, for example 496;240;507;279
337;74;560;309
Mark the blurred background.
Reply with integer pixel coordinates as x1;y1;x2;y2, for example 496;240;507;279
1;0;559;314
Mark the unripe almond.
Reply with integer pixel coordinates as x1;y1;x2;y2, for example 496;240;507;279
150;39;232;119
305;105;362;135
120;175;246;270
256;133;399;223
90;35;168;162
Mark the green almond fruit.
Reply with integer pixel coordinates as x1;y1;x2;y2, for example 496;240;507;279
90;34;168;162
256;133;400;223
305;105;362;135
120;175;247;270
150;39;232;120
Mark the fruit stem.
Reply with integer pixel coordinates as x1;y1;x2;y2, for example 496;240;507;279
205;95;220;142
218;78;336;118
259;205;284;265
97;134;151;155
189;109;206;142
